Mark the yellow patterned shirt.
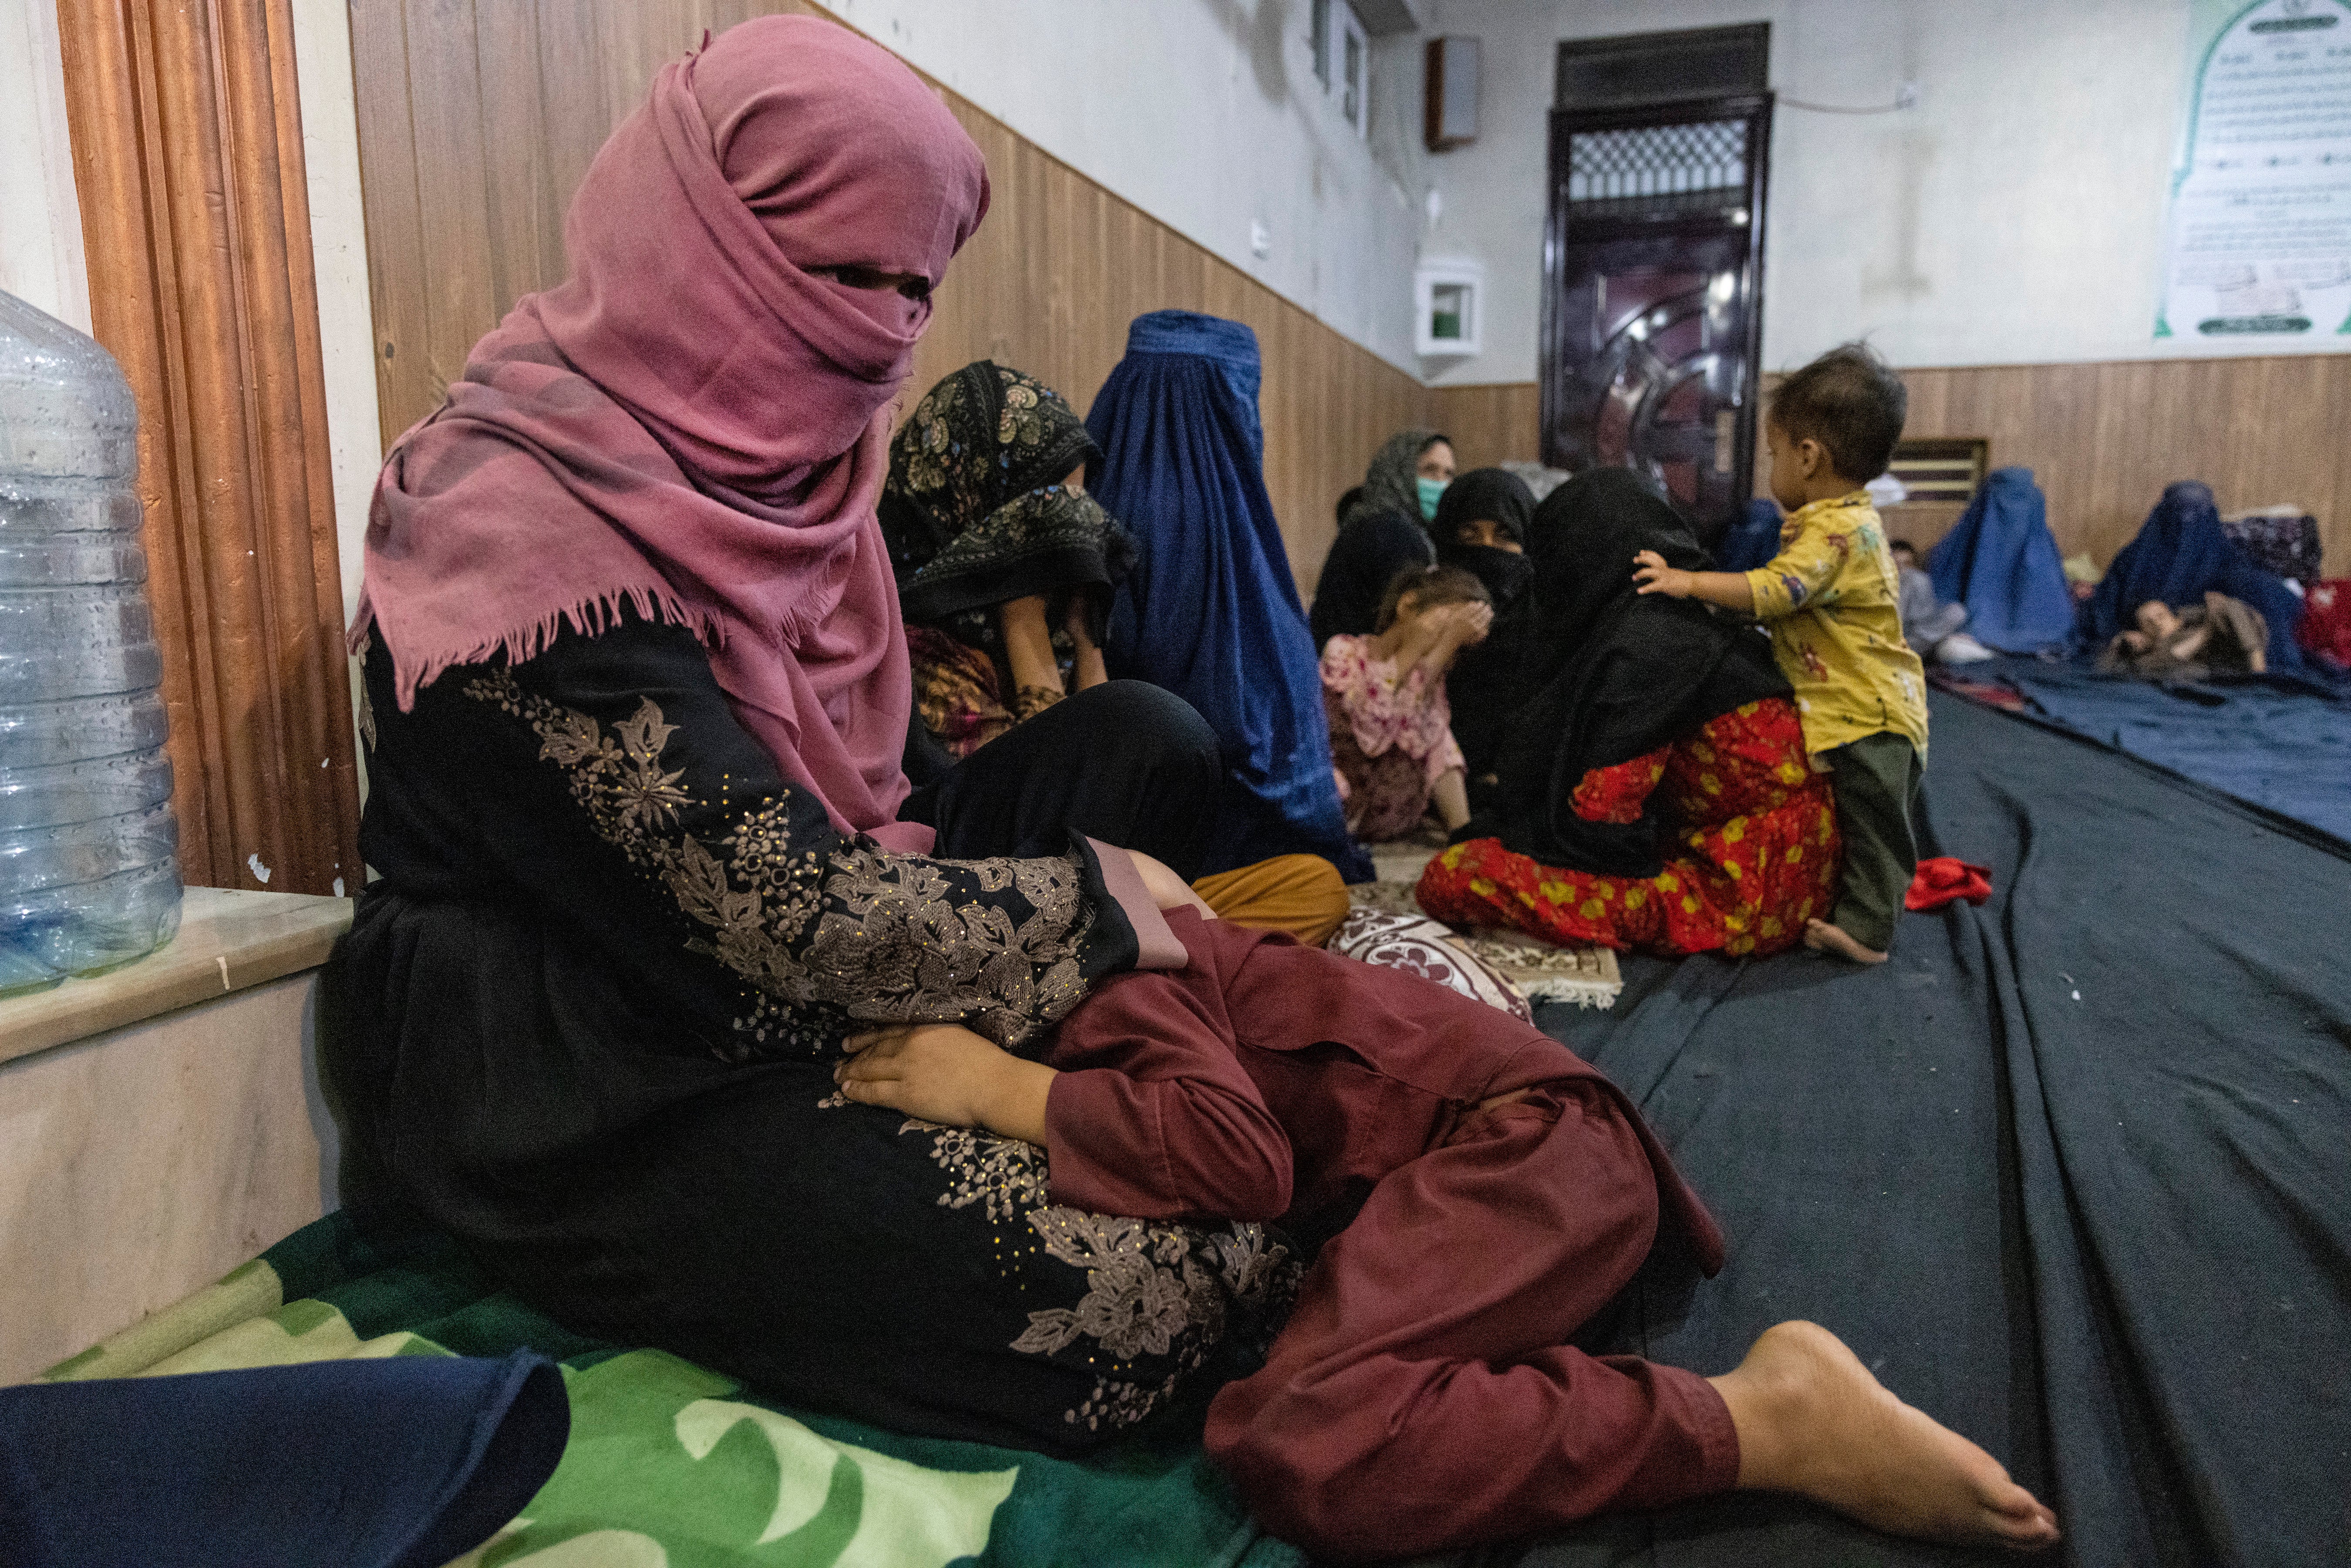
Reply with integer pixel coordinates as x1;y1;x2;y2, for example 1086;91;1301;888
1742;492;1929;760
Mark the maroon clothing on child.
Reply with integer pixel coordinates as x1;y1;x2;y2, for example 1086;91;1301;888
1042;909;1741;1560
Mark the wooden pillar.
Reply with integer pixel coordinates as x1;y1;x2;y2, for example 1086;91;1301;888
53;0;361;896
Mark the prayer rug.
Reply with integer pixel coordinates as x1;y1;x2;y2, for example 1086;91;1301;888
1344;876;1624;1009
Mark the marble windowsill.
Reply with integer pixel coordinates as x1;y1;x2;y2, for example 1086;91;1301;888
0;887;353;1069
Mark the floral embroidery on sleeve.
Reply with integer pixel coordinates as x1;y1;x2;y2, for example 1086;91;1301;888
467;669;1094;1051
904;1117;1300;1436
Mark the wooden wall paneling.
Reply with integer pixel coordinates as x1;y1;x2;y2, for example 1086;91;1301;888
475;0;561;313
531;3;611;273
56;0;362;896
347;0;432;447
404;0;502;425
348;0;1432;598
1757;359;2349;575
1429;382;1542;473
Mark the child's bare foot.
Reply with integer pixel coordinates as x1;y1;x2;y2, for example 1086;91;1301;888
1803;918;1887;965
1709;1321;2058;1552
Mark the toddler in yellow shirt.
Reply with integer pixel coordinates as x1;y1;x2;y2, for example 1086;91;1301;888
1633;343;1927;964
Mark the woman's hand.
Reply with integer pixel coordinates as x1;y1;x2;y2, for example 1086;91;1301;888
1129;850;1216;919
836;1023;1055;1144
1633;550;1692;598
998;596;1067;708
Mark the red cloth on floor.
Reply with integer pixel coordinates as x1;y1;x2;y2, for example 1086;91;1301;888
1906;856;1992;911
1042;911;1739;1561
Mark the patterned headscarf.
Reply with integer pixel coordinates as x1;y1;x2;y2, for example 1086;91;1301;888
1341;427;1447;529
880;362;1133;635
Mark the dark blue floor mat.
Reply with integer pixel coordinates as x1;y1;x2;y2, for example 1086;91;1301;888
1957;656;2351;846
1430;690;2351;1568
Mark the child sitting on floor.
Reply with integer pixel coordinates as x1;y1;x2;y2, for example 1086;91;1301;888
1634;342;1928;964
830;883;2060;1561
1320;564;1490;841
1890;539;1994;663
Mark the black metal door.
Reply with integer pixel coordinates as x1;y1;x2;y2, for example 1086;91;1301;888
1540;94;1772;538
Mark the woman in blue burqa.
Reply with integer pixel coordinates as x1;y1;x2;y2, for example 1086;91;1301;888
1924;467;2075;653
1085;311;1373;881
2078;481;2306;672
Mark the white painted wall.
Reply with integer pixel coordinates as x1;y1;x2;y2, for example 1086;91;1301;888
289;0;385;631
284;0;384;795
0;0;92;333
1416;0;2338;383
814;0;1429;370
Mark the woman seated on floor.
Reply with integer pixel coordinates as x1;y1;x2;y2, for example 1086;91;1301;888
333;15;1300;1462
1309;503;1432;650
1086;310;1370;884
884;357;1345;943
2079;480;2305;672
881;359;1132;760
330;27;2055;1561
1429;466;1538;788
1419;470;1843;959
1343;426;1455;529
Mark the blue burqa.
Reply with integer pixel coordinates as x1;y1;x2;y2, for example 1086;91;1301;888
0;1351;566;1568
1715;497;1785;572
1086;311;1371;880
2078;481;2306;670
1927;467;2075;651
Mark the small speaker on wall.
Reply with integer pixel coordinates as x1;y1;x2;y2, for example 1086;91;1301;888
1425;36;1480;151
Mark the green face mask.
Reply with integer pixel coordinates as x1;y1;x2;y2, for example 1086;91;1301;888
1416;476;1448;522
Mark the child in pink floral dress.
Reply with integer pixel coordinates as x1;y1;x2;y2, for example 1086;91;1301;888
1319;564;1490;842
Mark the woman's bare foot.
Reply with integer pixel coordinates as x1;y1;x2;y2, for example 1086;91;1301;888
1708;1321;2058;1552
1804;918;1887;965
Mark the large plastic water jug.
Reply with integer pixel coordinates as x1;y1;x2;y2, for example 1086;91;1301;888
0;290;181;996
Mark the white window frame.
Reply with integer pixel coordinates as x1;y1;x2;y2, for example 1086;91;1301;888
1414;259;1484;357
1309;0;1333;89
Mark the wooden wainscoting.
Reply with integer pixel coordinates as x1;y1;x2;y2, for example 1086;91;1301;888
347;0;1428;593
1762;360;2350;573
1428;382;1542;474
1433;361;2350;578
1897;358;2350;574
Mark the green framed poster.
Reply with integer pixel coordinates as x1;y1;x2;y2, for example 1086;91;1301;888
2157;0;2351;340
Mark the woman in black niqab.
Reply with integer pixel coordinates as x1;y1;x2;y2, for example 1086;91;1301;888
1429;468;1538;781
1472;468;1787;874
1310;508;1435;650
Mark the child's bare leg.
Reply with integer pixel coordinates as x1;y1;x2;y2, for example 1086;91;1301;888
1803;918;1888;965
1708;1321;2058;1551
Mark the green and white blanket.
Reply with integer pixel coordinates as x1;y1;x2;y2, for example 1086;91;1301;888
40;1212;1301;1568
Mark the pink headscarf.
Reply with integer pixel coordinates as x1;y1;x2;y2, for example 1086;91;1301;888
352;17;989;851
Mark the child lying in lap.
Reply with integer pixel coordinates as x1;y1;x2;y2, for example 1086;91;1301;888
835;875;2057;1561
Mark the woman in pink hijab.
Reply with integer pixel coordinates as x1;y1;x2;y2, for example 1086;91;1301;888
328;17;1273;1449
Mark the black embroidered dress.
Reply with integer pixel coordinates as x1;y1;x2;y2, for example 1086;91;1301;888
326;614;1294;1450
